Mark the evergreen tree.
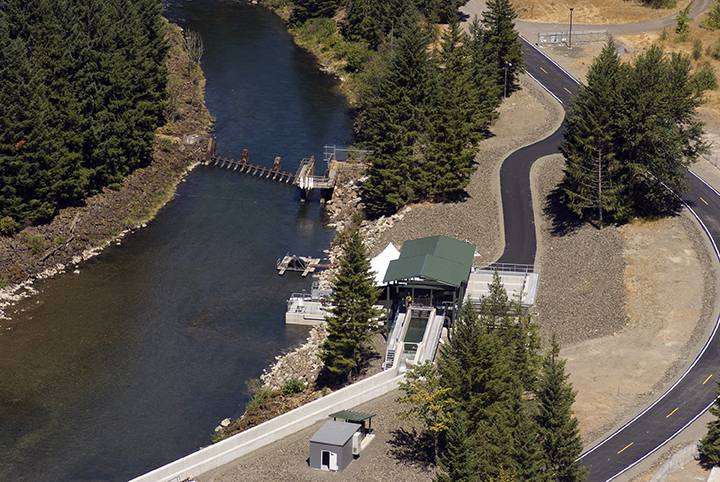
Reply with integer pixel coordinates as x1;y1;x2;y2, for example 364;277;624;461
699;377;720;466
478;270;542;392
560;40;623;228
536;335;587;482
434;409;480;482
480;0;524;95
468;17;503;108
319;231;383;377
437;303;517;479
360;9;433;216
508;383;546;481
561;43;708;224
420;15;484;200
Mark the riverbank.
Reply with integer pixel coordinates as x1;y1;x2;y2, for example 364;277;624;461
0;21;213;320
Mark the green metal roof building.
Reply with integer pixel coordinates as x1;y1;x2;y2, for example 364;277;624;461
382;235;476;325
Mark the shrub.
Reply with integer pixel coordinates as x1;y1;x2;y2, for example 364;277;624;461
28;235;45;256
281;377;305;395
710;37;720;59
0;216;18;236
701;0;720;30
692;65;719;92
693;39;703;60
245;378;272;412
54;235;67;246
160;137;172;151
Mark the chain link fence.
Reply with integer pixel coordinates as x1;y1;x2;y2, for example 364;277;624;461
538;29;609;46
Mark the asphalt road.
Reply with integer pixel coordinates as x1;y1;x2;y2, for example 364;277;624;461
503;37;720;482
495;40;578;265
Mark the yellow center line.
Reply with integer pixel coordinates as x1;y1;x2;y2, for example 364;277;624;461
701;197;709;205
618;442;633;454
564;87;572;94
540;67;548;74
704;374;713;385
666;407;679;418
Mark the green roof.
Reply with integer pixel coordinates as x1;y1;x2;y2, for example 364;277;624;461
383;235;476;288
328;410;376;422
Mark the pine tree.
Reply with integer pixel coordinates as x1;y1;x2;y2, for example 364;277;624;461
536;335;587;482
434;409;480;482
480;0;524;95
360;9;433;216
420;15;484;201
699;377;720;466
560;40;623;228
508;383;546;481
319;231;383;377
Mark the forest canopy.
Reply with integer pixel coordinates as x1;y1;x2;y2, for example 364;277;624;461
0;0;169;229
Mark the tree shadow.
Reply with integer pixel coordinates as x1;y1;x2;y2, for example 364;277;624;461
542;183;587;236
388;427;436;468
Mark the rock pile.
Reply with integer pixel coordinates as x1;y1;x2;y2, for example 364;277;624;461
260;325;328;391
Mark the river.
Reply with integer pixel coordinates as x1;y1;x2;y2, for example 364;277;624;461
0;1;353;480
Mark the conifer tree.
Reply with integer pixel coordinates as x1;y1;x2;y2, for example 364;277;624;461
360;9;433;216
319;231;383;377
699;377;720;465
480;0;524;95
434;409;479;482
536;335;587;482
560;40;622;228
421;15;484;200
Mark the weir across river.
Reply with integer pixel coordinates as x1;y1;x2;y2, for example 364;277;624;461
192;135;371;202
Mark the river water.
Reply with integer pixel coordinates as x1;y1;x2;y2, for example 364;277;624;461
0;2;352;480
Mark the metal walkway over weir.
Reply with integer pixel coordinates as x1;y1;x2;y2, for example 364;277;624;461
186;134;371;202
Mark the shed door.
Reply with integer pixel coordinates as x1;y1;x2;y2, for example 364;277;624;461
321;451;330;470
329;451;338;471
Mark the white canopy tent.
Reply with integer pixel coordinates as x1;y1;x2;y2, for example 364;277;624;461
369;243;401;286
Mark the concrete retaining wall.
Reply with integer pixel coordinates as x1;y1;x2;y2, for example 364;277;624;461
649;443;698;482
128;367;403;482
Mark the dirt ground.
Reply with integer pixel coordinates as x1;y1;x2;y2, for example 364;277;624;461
513;0;693;24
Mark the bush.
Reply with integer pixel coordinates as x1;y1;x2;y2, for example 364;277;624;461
701;0;720;30
245;378;272;412
281;377;305;395
692;65;719;92
693;39;703;60
0;216;18;236
334;41;370;73
710;37;720;59
28;235;45;256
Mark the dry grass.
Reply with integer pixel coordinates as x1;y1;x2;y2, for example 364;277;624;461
512;0;692;24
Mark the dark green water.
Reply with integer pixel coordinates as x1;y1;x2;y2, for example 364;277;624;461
0;1;352;481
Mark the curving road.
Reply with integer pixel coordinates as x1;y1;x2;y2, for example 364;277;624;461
489;24;720;482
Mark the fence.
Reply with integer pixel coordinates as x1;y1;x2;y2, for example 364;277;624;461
538;30;609;46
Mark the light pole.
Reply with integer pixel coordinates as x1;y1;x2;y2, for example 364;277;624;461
569;8;574;49
504;62;512;98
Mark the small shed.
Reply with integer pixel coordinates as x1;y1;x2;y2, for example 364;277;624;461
328;409;376;436
309;420;362;472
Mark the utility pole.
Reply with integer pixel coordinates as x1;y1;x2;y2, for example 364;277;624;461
569;8;574;48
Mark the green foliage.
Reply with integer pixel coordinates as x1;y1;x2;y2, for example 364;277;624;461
478;0;525;94
290;0;341;25
359;9;499;216
281;377;305;395
692;65;719;92
211;431;227;443
536;335;587;482
560;41;707;225
0;216;18;236
27;235;45;256
319;230;383;377
0;0;168;225
699;377;720;466
701;0;720;30
160;138;173;152
434;410;479;482
676;3;692;34
245;379;273;412
693;39;703;60
397;360;454;457
710;37;720;59
639;0;677;7
54;235;67;246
